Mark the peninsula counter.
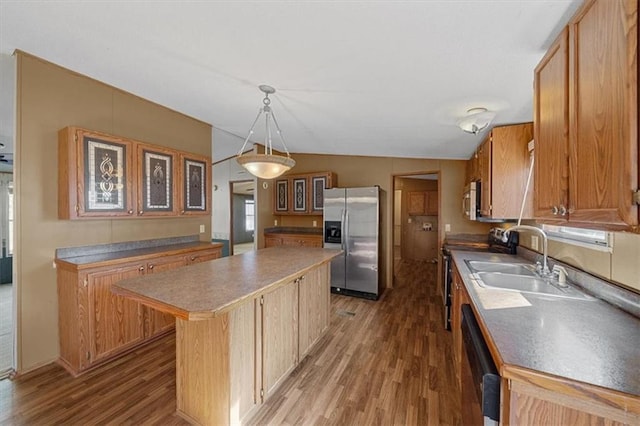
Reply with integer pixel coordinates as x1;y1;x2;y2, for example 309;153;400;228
113;247;341;425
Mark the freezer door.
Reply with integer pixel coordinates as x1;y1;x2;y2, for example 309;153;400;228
323;188;346;289
345;187;379;294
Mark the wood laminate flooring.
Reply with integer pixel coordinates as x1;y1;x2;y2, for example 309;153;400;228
0;259;460;425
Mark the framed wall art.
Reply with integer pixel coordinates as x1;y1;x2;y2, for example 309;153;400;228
183;157;207;212
293;178;307;212
312;175;327;211
84;136;127;212
275;179;289;212
141;149;173;213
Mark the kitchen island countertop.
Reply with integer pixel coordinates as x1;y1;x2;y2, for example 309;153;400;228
112;246;341;320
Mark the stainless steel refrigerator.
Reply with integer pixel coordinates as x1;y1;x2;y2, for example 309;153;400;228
323;186;380;300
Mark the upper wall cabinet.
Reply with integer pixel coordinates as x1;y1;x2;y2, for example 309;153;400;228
59;126;211;219
273;171;337;215
474;123;534;220
534;0;638;230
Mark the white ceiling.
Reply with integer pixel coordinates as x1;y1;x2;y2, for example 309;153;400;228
0;0;581;163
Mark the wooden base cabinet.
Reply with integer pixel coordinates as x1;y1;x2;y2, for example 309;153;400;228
176;263;331;425
56;245;222;376
264;232;323;248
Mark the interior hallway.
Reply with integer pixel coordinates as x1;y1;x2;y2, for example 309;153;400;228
0;259;460;425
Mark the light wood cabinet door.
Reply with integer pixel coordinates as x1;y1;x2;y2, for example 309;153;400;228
478;138;492;217
144;255;186;337
534;28;570;222
86;264;145;364
425;190;438;215
567;0;638;228
59;127;135;219
186;247;221;264
408;191;426;215
229;299;261;424
451;263;470;386
298;264;330;358
264;236;282;248
262;280;299;399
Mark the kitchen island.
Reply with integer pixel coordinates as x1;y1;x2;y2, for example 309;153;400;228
113;247;341;425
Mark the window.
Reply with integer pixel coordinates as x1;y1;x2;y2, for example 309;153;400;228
542;224;612;253
245;199;255;232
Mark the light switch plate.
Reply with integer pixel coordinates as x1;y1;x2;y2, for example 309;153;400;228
199;224;205;233
313;220;317;227
445;224;451;232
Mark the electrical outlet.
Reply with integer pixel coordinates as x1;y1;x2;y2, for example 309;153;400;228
199;224;205;233
408;218;412;224
445;224;451;232
274;219;278;226
531;235;539;251
312;220;317;227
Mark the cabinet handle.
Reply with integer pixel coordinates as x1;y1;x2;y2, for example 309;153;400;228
138;210;144;215
551;206;559;215
138;266;145;272
190;256;196;261
148;264;154;270
127;209;134;215
181;210;185;215
559;205;567;216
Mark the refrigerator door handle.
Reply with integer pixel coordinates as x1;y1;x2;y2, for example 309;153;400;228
344;209;349;255
341;209;346;250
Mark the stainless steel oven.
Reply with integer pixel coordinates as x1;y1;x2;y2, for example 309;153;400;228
461;304;500;426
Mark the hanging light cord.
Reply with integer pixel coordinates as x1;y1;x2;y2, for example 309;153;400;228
237;92;292;158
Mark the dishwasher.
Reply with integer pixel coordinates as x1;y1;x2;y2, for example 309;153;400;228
461;304;500;426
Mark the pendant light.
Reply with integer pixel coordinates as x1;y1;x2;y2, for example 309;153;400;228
236;85;295;179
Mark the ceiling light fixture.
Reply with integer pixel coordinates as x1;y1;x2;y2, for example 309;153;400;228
236;85;295;180
457;107;496;135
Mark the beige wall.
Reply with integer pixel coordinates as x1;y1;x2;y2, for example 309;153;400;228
255;154;490;289
15;52;212;372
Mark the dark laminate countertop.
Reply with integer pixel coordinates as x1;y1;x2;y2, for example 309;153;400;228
113;247;341;320
264;226;323;235
451;250;640;398
55;241;223;269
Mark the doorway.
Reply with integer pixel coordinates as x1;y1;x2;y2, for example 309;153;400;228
392;172;440;281
230;180;256;255
0;174;14;378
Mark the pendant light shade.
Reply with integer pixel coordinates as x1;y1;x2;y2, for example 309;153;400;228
236;85;295;179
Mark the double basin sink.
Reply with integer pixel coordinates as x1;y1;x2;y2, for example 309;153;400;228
465;260;594;301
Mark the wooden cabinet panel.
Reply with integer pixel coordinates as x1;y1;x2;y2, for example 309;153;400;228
476;123;533;219
86;264;145;364
408;191;426;215
567;0;638;228
262;280;299;399
426;190;438;215
534;28;570;222
298;263;330;358
59;127;135;219
186;247;222;264
229;299;261;424
264;233;322;248
451;263;470;386
534;0;638;230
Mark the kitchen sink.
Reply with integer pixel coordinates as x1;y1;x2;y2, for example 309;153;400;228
465;260;537;276
474;272;594;301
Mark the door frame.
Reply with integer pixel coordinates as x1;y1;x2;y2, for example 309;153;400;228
229;179;256;256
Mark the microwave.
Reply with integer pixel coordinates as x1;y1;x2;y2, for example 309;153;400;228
463;181;481;220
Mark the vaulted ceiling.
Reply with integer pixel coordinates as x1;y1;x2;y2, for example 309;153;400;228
0;1;581;162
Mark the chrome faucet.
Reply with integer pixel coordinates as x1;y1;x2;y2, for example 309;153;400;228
504;225;550;277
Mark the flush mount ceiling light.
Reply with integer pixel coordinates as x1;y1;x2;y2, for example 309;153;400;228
236;85;295;180
457;107;496;135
